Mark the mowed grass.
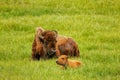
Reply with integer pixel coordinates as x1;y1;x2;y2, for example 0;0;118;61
0;0;120;80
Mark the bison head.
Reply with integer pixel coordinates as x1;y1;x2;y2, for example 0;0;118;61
39;30;58;58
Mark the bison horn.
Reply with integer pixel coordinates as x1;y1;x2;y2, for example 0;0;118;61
39;35;44;43
52;30;58;37
39;35;44;39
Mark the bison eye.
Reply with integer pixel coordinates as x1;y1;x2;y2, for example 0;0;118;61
47;39;52;42
61;58;64;60
55;40;57;43
44;40;48;45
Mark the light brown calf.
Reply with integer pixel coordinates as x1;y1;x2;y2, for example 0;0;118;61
56;55;81;69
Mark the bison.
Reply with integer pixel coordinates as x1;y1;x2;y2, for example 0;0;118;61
32;27;57;60
32;27;80;60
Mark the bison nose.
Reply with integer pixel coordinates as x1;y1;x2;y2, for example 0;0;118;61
56;60;58;63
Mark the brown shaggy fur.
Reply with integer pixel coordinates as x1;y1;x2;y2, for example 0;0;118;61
32;27;80;60
32;27;57;60
56;55;81;69
56;36;79;57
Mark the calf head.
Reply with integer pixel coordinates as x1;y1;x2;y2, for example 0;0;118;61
39;30;58;58
56;55;68;68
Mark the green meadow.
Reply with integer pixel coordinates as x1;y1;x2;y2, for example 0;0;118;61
0;0;120;80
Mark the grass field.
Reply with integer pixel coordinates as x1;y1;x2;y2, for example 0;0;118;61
0;0;120;80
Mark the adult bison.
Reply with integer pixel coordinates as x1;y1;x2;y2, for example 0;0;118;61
32;27;57;60
32;27;80;60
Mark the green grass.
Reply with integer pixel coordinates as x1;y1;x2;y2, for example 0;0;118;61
0;0;120;80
